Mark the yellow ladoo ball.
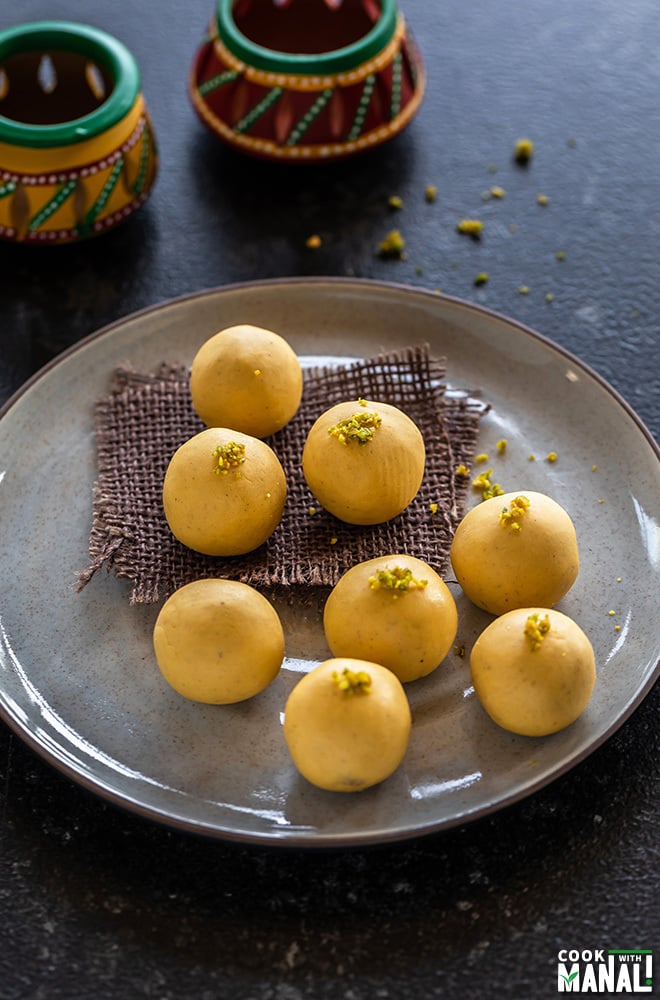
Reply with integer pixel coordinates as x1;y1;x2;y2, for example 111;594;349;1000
323;554;458;683
163;427;286;556
450;491;579;615
190;324;303;438
283;658;412;792
153;579;285;704
301;399;425;525
470;607;596;736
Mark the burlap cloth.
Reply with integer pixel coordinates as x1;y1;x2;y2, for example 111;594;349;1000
78;345;487;604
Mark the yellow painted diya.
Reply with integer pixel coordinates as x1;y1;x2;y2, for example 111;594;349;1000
189;0;425;162
0;21;157;244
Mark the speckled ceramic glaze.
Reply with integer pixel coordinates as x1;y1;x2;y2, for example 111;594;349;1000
0;21;157;243
189;0;425;161
0;280;657;846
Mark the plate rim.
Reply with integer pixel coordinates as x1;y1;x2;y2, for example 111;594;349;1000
1;276;658;848
2;276;659;455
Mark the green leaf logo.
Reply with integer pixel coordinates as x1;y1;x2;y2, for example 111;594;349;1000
560;971;579;985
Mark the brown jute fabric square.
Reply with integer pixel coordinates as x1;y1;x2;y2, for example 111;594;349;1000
78;346;486;604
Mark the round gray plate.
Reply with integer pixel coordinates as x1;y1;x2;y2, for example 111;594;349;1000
0;278;658;847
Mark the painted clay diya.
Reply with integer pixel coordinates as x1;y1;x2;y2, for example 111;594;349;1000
189;0;425;162
0;21;157;244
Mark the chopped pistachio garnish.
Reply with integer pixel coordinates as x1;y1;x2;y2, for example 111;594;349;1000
369;566;428;594
456;218;484;236
378;229;405;257
332;666;372;695
524;612;550;651
472;468;504;500
212;441;246;475
328;409;382;446
499;494;531;531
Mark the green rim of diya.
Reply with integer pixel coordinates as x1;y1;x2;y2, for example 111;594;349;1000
0;21;141;148
216;0;398;76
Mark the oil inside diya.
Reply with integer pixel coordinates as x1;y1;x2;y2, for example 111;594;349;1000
189;0;425;162
0;21;157;244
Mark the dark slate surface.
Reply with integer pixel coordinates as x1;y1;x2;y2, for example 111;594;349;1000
0;1;658;998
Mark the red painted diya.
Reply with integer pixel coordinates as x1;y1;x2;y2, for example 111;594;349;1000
189;0;425;161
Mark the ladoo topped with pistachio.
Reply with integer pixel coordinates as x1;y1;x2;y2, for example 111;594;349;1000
450;490;579;615
302;398;425;525
163;427;286;556
323;554;458;683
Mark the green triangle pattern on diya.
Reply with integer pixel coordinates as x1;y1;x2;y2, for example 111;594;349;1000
285;88;333;147
28;177;78;233
198;69;239;97
347;74;376;141
77;157;124;235
0;179;17;200
235;87;283;135
390;51;403;119
132;123;151;195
